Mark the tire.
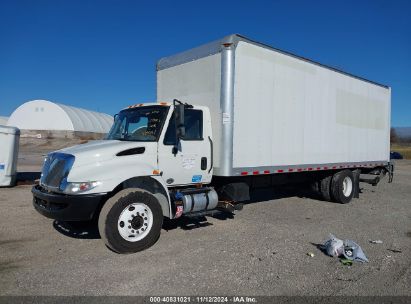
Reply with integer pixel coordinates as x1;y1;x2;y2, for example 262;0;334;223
98;188;163;253
331;170;354;204
310;180;319;193
319;175;332;202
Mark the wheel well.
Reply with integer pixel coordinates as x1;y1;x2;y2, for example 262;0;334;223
99;176;171;218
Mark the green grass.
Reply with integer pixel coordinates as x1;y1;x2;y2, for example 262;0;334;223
391;143;411;159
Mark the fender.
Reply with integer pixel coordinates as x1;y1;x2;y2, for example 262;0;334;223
151;175;172;218
118;175;172;218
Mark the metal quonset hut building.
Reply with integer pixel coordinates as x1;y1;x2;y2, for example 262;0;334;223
7;100;113;138
0;116;8;125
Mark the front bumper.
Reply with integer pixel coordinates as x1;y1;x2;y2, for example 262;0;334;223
32;185;106;221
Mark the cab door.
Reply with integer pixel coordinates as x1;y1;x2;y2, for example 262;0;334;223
158;107;212;186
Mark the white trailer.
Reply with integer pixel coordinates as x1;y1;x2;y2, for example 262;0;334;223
32;34;393;253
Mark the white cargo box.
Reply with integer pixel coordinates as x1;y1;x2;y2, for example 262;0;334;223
0;125;20;186
157;34;391;177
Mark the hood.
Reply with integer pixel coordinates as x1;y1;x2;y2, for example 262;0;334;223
56;140;155;168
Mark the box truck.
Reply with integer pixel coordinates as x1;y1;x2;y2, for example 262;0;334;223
32;34;393;253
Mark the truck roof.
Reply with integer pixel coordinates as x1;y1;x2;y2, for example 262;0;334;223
157;34;389;89
122;102;208;111
123;102;170;110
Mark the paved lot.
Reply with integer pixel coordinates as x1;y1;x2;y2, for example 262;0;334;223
0;161;410;296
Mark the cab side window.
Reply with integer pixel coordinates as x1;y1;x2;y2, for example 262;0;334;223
164;109;203;145
184;110;203;140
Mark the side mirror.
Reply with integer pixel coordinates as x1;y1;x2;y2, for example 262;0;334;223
172;104;185;155
175;104;185;139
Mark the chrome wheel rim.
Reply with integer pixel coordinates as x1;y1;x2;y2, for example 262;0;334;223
117;203;153;242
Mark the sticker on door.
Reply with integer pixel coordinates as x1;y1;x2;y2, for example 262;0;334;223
192;175;202;183
182;157;195;169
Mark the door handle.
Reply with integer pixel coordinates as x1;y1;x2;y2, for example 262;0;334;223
201;157;207;170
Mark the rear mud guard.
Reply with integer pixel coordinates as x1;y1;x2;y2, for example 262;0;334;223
352;169;360;199
387;162;394;183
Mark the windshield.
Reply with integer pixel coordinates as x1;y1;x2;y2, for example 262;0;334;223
106;106;169;142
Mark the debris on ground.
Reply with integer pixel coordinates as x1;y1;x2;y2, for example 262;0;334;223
307;252;315;257
387;248;402;253
324;234;344;257
323;233;369;263
340;258;353;266
369;240;383;244
344;239;369;263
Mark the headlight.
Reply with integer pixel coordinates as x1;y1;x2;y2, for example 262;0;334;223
64;181;101;194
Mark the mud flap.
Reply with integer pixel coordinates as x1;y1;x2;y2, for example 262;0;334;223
387;162;394;183
352;169;360;199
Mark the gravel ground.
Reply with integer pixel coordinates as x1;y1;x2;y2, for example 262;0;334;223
0;161;410;296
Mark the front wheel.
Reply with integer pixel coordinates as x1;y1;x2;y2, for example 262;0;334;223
98;188;163;253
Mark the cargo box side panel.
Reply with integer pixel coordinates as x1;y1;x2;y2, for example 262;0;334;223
157;53;223;172
233;41;390;171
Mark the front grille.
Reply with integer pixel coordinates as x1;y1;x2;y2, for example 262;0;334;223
40;153;75;191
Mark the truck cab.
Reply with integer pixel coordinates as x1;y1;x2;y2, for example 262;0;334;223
33;101;217;253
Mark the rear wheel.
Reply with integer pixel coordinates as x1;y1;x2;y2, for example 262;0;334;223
331;170;354;204
319;175;333;201
98;188;163;253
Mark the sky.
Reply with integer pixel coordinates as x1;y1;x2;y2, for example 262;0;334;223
0;0;410;126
